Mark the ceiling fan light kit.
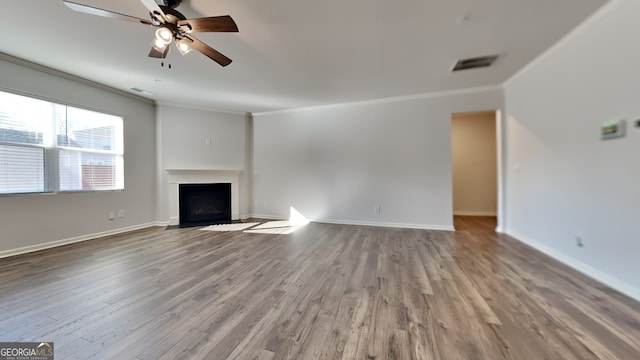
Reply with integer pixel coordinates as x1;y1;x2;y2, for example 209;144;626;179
62;0;238;66
155;27;173;45
176;38;194;55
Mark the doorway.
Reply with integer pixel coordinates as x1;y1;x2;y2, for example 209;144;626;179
451;110;501;230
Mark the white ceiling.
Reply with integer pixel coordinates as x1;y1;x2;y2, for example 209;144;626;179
1;0;607;113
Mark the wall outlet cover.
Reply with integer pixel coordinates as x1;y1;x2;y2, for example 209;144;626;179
601;119;626;140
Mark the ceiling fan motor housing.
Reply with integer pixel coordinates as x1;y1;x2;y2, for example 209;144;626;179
161;0;182;9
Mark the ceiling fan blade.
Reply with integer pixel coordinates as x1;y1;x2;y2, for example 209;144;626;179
63;0;152;25
177;16;238;33
139;0;167;22
148;46;169;59
186;35;232;66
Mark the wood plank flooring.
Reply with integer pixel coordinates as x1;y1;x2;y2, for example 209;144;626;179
1;217;640;359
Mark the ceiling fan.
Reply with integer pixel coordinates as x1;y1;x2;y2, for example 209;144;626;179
63;0;238;66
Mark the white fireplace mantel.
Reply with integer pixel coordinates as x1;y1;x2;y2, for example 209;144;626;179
166;169;241;226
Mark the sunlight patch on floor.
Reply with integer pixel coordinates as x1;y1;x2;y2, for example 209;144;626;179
200;222;260;232
243;207;310;234
199;207;310;235
244;225;299;235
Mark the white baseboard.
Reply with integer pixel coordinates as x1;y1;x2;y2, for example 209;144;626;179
453;211;497;216
507;230;640;303
249;214;289;221
315;218;455;231
0;222;159;259
248;214;454;231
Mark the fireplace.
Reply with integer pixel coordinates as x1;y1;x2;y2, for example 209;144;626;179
179;183;231;227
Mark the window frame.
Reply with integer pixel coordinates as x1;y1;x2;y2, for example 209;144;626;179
0;88;125;196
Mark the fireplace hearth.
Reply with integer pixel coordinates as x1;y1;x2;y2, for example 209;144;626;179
179;183;231;227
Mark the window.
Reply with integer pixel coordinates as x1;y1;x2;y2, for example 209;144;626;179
0;90;124;195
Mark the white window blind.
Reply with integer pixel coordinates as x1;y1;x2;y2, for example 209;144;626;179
0;145;45;194
0;90;124;195
58;107;124;191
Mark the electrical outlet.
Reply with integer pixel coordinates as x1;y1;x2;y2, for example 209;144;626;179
374;205;381;213
205;138;212;146
108;211;116;220
118;210;125;218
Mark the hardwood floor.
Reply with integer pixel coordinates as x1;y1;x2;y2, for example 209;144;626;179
1;217;640;359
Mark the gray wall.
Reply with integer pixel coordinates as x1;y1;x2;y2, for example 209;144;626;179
504;0;640;300
252;89;503;229
0;57;156;255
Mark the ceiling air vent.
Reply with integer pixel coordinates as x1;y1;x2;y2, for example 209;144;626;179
131;87;156;96
452;55;499;72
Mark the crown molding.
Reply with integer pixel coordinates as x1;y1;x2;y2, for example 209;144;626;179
0;52;154;105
